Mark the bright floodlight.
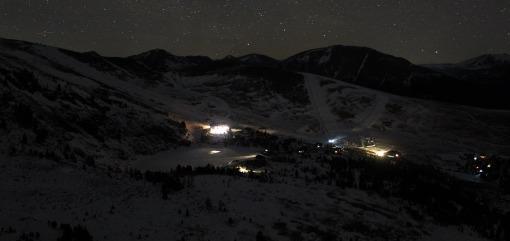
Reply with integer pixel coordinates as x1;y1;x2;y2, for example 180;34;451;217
375;150;388;157
209;150;221;154
328;139;337;144
238;166;250;173
209;125;230;135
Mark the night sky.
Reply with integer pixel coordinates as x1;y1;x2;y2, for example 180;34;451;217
0;0;509;64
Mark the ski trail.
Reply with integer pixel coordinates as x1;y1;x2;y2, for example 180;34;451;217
354;53;369;83
304;73;339;137
304;73;389;135
357;94;389;130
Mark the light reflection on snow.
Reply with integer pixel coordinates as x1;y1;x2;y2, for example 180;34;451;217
209;125;230;135
237;166;264;174
238;166;250;173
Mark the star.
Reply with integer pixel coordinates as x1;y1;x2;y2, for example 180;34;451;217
0;0;507;63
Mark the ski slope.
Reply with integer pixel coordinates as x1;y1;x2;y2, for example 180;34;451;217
303;73;389;139
303;73;338;136
353;94;389;132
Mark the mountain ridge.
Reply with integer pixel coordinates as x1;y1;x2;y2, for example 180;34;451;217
1;37;509;109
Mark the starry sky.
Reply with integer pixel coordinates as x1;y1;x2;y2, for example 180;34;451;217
0;0;509;64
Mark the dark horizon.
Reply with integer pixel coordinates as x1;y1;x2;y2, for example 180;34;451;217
2;35;508;66
1;0;508;64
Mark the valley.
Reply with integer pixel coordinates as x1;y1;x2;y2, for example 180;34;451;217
1;38;510;241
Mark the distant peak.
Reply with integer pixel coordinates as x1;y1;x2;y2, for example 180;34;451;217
239;53;275;59
83;51;101;57
238;54;279;66
460;53;510;69
130;49;174;59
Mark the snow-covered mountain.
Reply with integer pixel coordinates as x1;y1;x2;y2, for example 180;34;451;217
282;45;510;109
237;54;279;67
0;38;189;161
1;38;510;241
424;54;510;109
1;37;509;161
459;54;510;69
128;49;213;72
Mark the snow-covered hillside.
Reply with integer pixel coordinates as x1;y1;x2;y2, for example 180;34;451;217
0;38;188;161
1;38;509;162
282;45;510;109
0;153;496;241
301;73;510;158
1;38;510;241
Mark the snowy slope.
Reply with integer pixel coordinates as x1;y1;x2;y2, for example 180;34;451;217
301;73;510;159
0;38;188;161
1;38;509;241
0;155;493;241
1;37;509;162
283;45;510;109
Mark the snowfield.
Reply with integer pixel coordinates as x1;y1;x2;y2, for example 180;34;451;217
0;156;492;241
1;38;510;241
132;145;262;171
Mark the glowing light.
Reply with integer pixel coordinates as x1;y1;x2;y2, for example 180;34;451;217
375;150;388;157
209;125;230;135
209;150;221;154
242;154;258;159
328;139;337;144
487;164;491;168
238;166;250;173
237;166;264;174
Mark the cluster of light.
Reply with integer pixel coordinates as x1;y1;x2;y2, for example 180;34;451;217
237;166;264;174
328;139;337;144
209;125;230;135
375;150;388;157
238;166;250;173
209;150;221;154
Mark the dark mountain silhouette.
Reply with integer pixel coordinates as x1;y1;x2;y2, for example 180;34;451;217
281;45;509;109
238;54;279;67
